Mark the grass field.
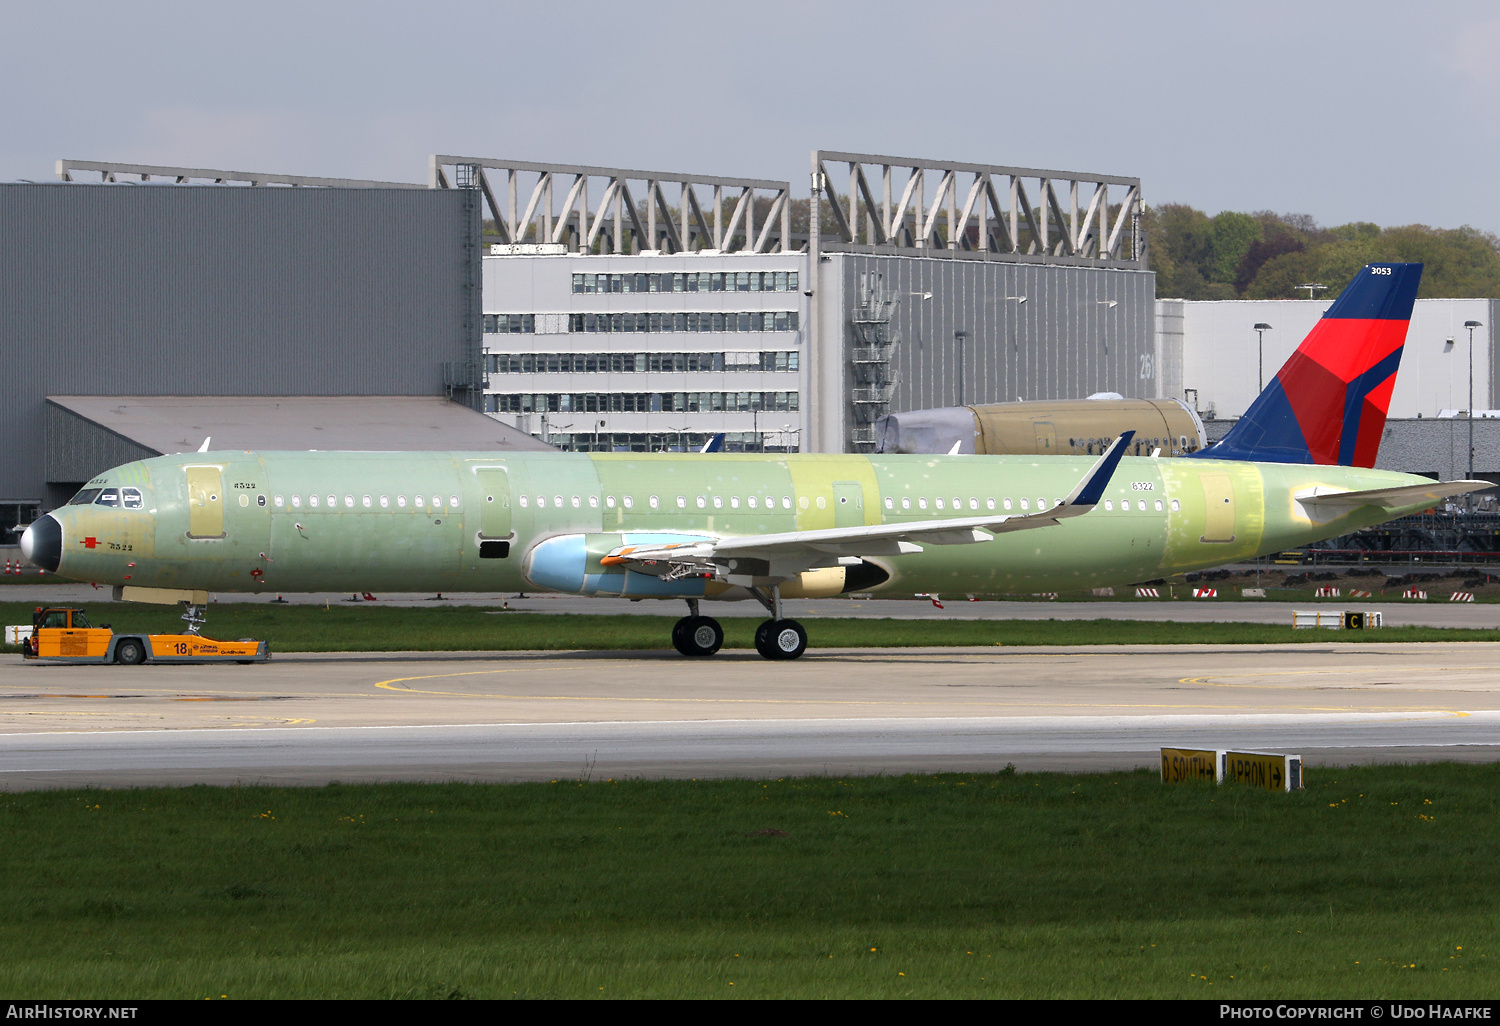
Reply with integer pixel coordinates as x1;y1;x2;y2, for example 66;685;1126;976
0;765;1496;998
4;601;1500;655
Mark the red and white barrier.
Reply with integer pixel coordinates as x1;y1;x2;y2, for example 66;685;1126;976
1314;586;1341;598
1135;587;1159;598
1348;589;1371;598
1403;588;1428;600
1193;587;1218;598
1450;592;1475;602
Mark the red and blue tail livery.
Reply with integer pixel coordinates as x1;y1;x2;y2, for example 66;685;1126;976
1192;263;1422;467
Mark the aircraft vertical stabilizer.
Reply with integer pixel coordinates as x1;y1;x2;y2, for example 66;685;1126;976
1193;263;1422;467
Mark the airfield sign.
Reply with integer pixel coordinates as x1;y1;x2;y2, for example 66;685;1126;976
1224;751;1304;791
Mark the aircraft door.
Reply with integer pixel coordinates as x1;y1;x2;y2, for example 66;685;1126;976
833;481;865;529
1199;472;1237;543
476;467;512;539
184;466;226;539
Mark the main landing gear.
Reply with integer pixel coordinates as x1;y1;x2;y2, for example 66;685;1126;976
670;591;808;661
748;586;807;661
671;599;724;657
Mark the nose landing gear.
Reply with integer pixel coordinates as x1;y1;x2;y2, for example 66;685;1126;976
180;602;207;635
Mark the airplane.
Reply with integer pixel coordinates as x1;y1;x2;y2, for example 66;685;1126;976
20;262;1489;660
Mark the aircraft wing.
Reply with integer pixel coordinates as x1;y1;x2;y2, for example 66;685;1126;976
603;432;1134;581
1297;479;1494;515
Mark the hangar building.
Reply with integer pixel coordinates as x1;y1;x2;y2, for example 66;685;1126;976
0;165;544;543
440;150;1153;456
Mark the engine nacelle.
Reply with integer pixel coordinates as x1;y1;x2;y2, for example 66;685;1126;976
523;532;713;597
521;533;892;599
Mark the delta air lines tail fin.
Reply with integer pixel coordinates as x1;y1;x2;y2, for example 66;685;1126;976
1191;262;1421;467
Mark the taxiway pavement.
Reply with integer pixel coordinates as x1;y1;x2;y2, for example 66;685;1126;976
4;583;1500;628
1;643;1497;788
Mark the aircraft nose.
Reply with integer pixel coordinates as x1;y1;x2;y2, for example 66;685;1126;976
20;514;61;573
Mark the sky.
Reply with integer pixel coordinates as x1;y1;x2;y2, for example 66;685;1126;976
4;0;1498;233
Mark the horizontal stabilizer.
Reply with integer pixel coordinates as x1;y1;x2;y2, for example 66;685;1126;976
1297;479;1493;514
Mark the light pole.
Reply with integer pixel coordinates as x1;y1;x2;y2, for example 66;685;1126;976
1465;319;1484;494
1297;283;1328;301
1005;296;1027;397
1254;323;1273;394
1096;300;1117;356
954;330;968;406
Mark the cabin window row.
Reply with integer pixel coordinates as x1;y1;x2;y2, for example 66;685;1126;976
572;271;798;294
515;493;1187;515
879;495;1183;513
487;392;799;414
565;311;799;334
254;493;461;511
487;351;798;374
519;493;797;512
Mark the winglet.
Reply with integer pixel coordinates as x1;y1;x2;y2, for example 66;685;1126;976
1063;430;1134;508
197;436;211;453
699;433;725;454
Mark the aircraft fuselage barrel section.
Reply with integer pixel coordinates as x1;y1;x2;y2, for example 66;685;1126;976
29;450;1440;599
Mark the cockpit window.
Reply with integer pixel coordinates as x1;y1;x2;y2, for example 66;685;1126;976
121;488;143;509
69;489;102;505
39;611;68;628
72;611;92;628
95;489;121;507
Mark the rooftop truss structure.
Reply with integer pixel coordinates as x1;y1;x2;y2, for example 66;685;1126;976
430;155;794;255
811;150;1144;268
55;159;422;189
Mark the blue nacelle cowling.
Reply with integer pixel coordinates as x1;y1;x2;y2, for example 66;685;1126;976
521;533;713;597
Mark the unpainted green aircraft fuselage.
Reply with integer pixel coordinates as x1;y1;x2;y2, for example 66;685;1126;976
44;449;1436;599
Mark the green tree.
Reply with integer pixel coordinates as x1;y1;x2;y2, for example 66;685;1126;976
1243;251;1321;299
1375;225;1500;298
1144;204;1214;297
1151;203;1500;300
1207;211;1262;284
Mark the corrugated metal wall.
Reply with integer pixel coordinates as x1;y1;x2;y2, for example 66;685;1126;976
44;402;159;487
0;183;471;504
833;254;1156;446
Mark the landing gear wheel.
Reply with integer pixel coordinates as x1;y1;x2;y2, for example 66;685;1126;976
754;620;773;655
115;639;146;665
754;619;807;660
673;616;723;657
671;617;693;655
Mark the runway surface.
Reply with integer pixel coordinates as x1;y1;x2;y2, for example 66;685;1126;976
2;642;1498;788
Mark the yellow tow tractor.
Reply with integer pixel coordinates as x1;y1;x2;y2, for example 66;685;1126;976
20;607;269;665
